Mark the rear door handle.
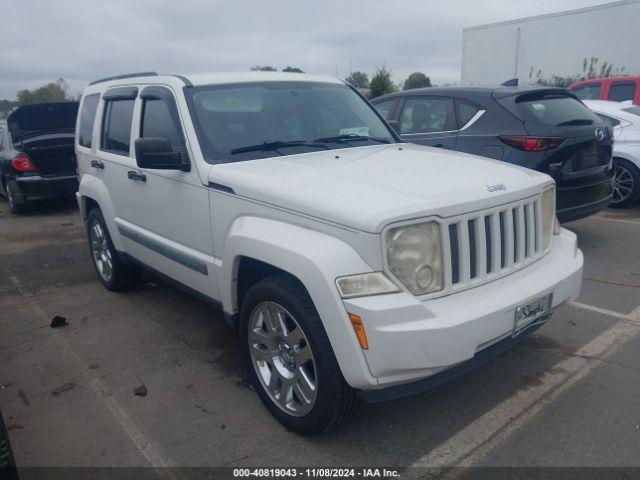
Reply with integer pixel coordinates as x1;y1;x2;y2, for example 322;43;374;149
127;171;146;183
91;160;104;170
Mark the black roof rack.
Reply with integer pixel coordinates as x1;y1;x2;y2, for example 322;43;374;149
89;71;159;86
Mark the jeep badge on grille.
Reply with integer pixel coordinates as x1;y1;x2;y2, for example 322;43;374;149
486;184;506;192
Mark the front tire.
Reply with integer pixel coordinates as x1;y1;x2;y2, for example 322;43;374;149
86;208;139;291
611;158;640;208
240;275;359;435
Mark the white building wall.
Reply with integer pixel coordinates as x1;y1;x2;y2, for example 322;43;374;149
461;0;640;85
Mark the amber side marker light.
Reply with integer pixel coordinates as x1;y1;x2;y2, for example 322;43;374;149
348;313;369;350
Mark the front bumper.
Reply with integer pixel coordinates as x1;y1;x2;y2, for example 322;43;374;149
343;228;582;391
10;174;78;203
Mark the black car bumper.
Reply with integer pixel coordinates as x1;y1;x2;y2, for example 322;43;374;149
556;170;614;223
9;174;78;204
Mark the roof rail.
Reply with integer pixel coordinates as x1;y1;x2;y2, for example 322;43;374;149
89;71;159;86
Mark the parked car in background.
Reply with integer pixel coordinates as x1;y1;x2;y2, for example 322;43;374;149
583;100;640;207
0;410;18;480
76;72;583;434
0;102;79;213
569;76;640;104
372;87;614;223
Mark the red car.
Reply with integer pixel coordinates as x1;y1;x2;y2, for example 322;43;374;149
569;76;640;104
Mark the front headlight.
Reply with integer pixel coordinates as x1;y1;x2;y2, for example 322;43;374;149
385;221;444;296
541;186;556;250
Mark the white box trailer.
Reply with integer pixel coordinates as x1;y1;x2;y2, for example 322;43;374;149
461;0;640;85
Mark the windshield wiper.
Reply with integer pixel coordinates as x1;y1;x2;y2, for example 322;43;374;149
313;134;391;144
557;119;594;126
230;140;328;155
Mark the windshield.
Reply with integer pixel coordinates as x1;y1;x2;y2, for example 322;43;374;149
185;82;396;163
514;95;601;127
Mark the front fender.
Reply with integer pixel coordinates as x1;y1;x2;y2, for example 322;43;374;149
78;174;123;251
220;216;379;388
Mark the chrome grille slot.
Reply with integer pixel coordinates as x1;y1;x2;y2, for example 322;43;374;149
439;194;548;297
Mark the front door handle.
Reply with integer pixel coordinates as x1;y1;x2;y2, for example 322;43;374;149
127;171;146;183
91;160;104;170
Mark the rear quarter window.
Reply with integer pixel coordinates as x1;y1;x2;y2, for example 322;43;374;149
78;94;100;148
514;94;601;127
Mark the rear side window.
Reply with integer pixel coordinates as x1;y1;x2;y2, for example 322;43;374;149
78;94;100;148
608;82;636;102
141;98;182;151
398;97;454;134
572;83;601;100
102;99;135;155
514;95;601;127
374;100;395;120
456;101;481;128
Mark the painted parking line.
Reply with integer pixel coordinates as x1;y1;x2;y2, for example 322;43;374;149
410;302;640;471
7;273;180;479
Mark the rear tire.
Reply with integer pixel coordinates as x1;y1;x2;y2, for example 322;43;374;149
6;182;25;214
240;274;360;435
86;208;139;291
611;158;640;208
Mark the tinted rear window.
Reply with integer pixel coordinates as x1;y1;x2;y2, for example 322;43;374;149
608;82;636;102
514;95;601;127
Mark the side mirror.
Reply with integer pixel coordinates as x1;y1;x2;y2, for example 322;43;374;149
134;137;189;171
388;119;400;133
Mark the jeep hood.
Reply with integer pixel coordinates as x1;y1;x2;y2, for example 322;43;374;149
208;143;552;233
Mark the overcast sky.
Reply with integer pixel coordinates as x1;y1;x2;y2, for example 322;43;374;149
0;0;608;99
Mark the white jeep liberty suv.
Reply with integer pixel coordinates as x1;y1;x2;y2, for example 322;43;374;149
76;72;583;434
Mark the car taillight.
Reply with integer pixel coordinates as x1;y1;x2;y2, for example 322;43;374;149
499;136;565;152
11;155;35;172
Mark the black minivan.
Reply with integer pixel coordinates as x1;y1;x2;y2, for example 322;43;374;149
372;87;614;222
0;102;79;213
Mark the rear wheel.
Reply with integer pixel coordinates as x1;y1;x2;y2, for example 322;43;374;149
611;158;640;208
6;182;25;214
87;208;139;290
240;275;359;435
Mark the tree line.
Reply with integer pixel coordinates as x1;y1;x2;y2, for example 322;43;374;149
345;68;432;98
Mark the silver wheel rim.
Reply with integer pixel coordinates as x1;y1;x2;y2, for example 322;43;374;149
89;220;113;282
6;184;14;210
248;301;318;417
612;164;634;204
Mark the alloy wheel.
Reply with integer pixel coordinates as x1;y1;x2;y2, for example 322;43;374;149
6;184;15;210
89;220;113;282
248;301;318;417
612;164;635;204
